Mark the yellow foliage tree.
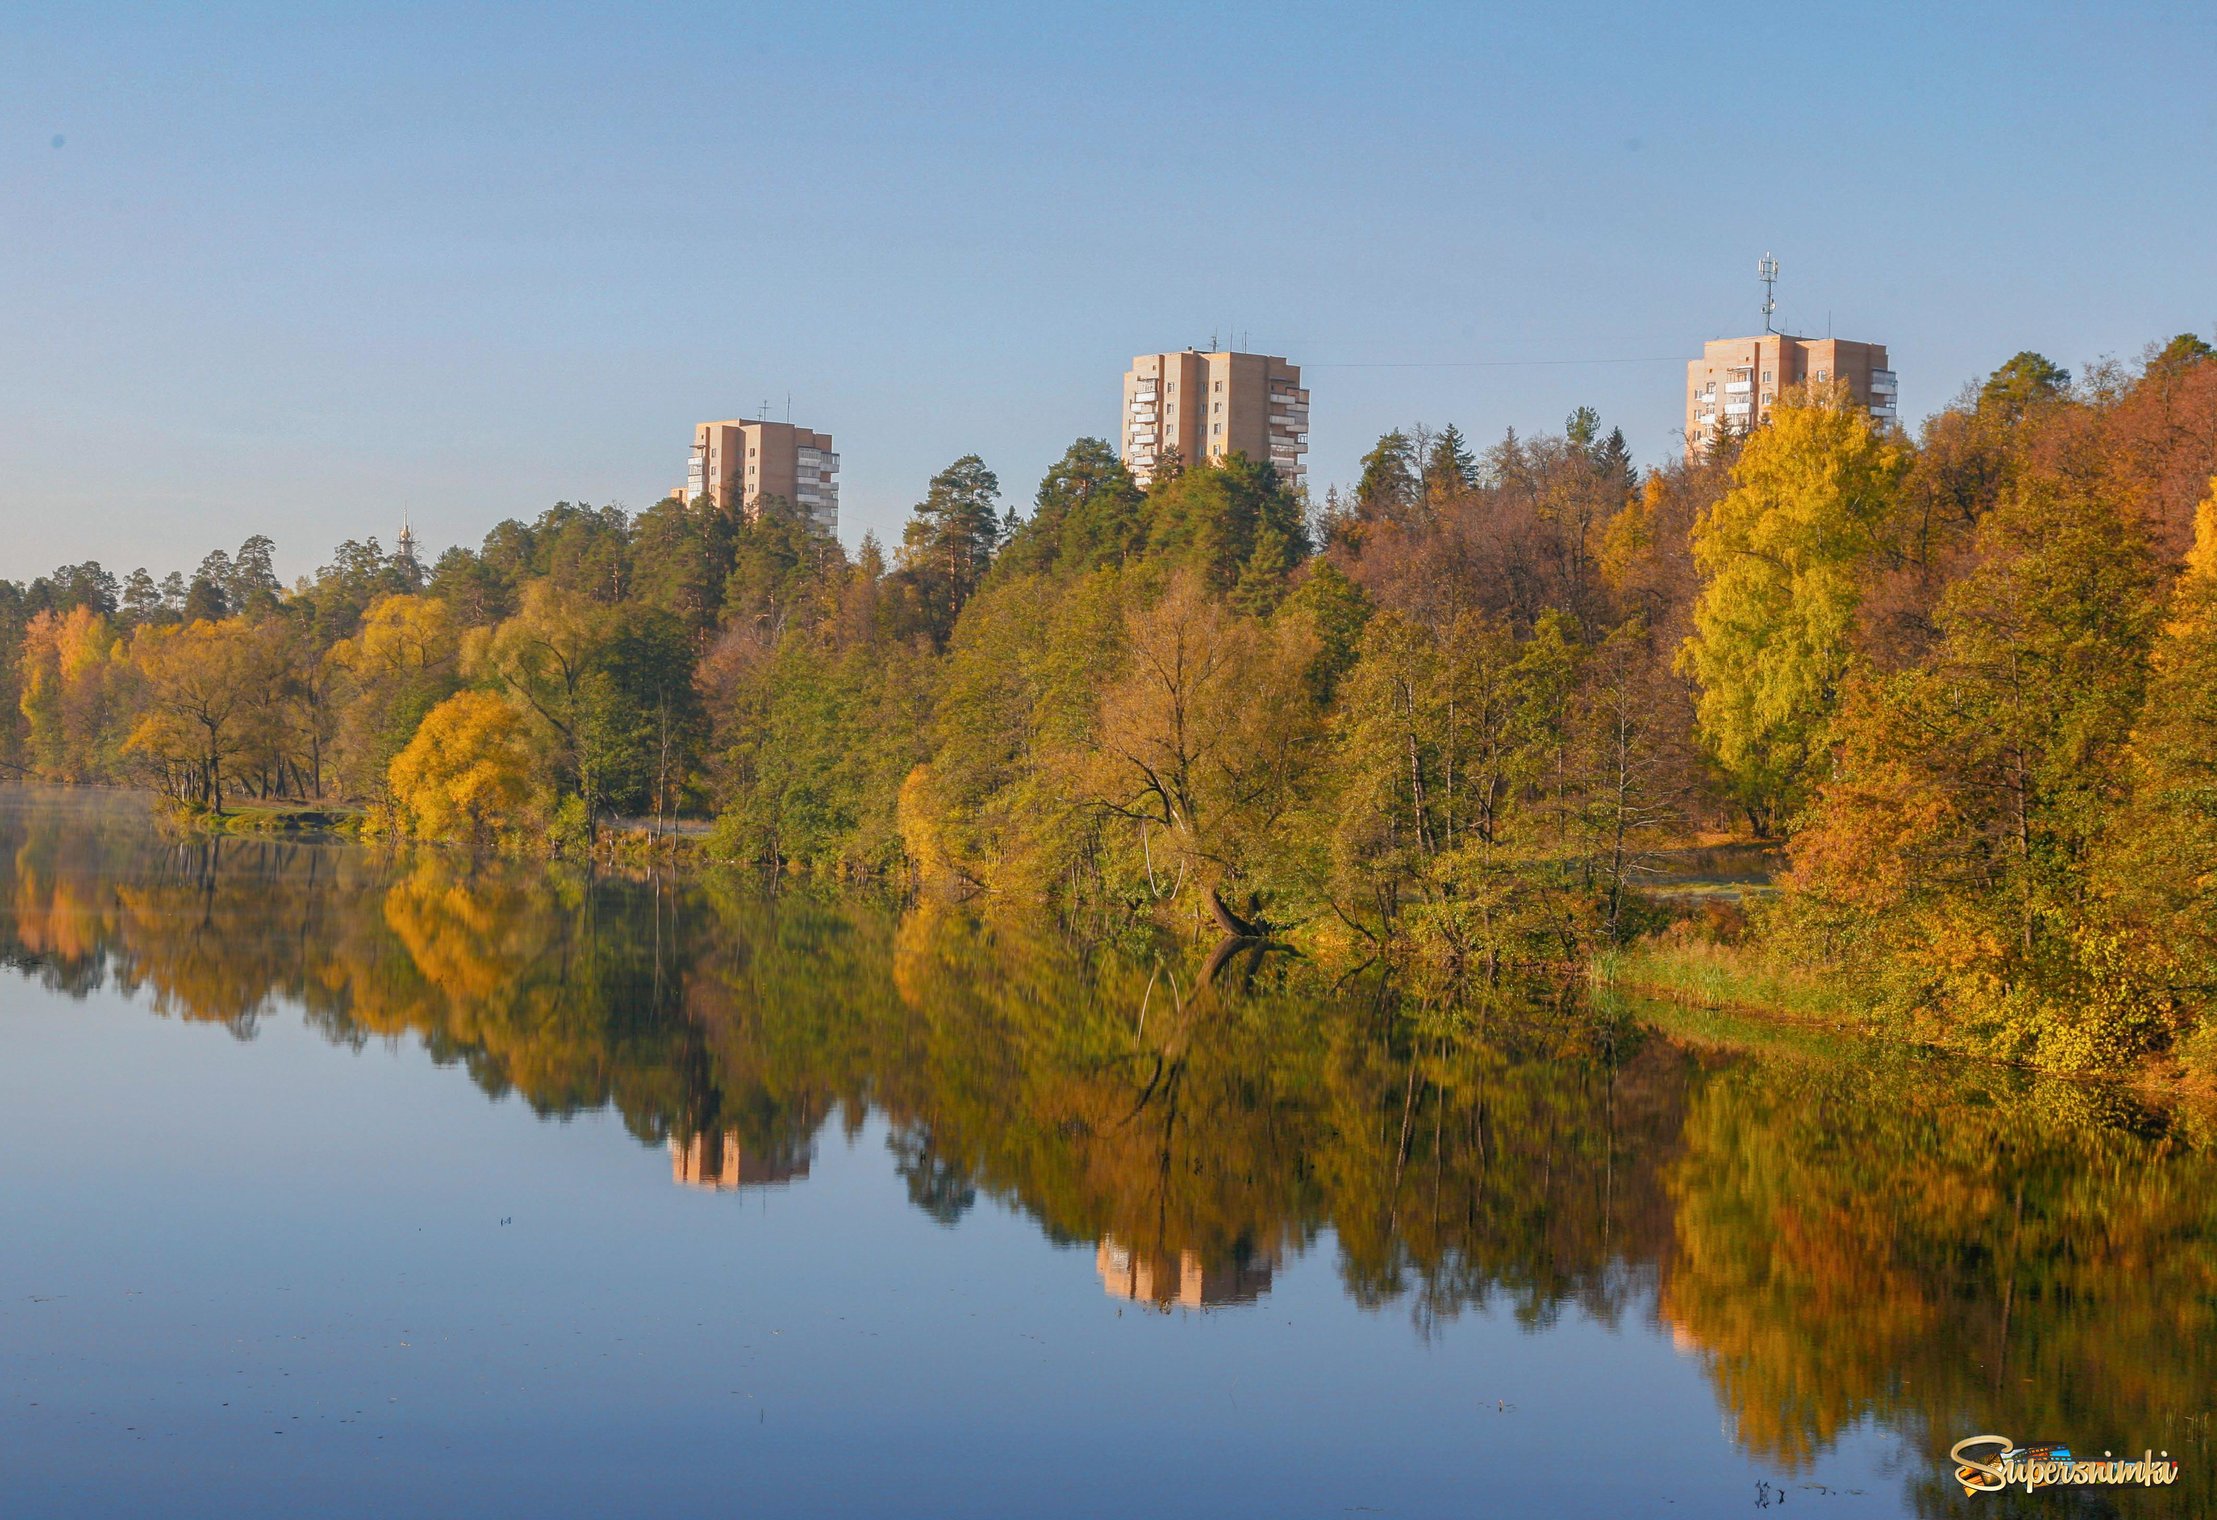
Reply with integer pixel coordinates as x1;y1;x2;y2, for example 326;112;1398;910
1677;390;1910;833
325;593;462;799
124;618;269;809
330;593;461;681
895;763;955;887
17;606;124;782
462;580;615;823
387;691;546;847
2099;477;2217;1063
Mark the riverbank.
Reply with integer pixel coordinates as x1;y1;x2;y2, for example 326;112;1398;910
1597;938;1862;1027
69;783;2217;1106
1602;934;2217;1118
160;799;369;837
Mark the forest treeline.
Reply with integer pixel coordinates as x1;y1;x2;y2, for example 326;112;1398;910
3;333;2215;1072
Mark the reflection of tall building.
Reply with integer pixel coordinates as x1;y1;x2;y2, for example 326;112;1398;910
669;1130;814;1191
1096;1235;1279;1311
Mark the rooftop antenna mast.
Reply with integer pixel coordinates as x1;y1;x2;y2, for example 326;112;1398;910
1758;253;1780;334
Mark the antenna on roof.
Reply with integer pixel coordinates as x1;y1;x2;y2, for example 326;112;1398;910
1758;253;1780;334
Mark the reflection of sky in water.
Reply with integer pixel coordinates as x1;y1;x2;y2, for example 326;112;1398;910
4;992;1905;1519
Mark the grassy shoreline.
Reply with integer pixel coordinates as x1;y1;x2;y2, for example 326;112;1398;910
1594;938;1865;1026
162;799;368;837
1600;935;2217;1116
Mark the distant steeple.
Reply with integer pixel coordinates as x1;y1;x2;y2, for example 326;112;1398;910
396;512;419;568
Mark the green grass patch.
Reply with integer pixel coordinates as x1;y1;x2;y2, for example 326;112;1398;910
192;801;366;836
1591;939;1886;1063
1596;938;1868;1026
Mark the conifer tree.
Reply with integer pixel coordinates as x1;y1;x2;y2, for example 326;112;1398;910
1422;424;1476;504
899;455;1001;642
1355;430;1419;521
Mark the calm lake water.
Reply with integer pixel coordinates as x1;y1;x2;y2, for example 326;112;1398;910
1;788;2210;1518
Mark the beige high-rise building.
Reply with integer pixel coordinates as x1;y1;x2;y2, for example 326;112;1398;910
682;419;840;532
1685;335;1895;455
1121;350;1307;489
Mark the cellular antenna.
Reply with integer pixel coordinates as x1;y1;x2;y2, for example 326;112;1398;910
1758;253;1780;334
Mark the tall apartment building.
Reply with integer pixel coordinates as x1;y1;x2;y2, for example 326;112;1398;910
1121;350;1308;489
683;419;840;532
1685;335;1895;455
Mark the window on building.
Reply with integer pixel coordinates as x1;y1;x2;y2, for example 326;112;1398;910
1814;369;1829;381
1762;370;1773;382
1214;380;1222;392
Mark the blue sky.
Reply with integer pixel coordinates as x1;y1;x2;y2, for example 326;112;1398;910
4;2;2212;581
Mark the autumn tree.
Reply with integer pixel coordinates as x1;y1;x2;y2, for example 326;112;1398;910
387;690;547;848
1789;476;2161;1068
16;606;124;783
2097;478;2217;1051
1082;573;1320;916
124;618;269;809
902;567;1130;892
325;593;463;800
465;581;616;831
1570;620;1682;932
1678;391;1910;833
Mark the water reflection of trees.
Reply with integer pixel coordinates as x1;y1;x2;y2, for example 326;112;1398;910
4;790;2211;1514
1663;1058;2216;1510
